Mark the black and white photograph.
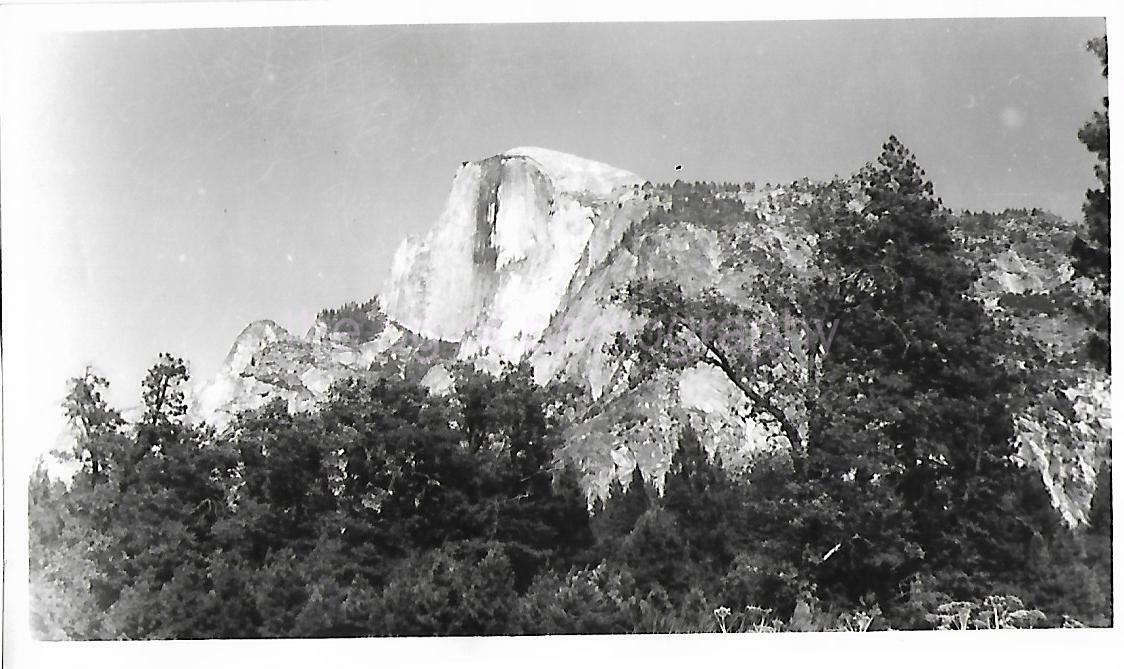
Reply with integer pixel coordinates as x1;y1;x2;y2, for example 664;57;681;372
1;2;1119;666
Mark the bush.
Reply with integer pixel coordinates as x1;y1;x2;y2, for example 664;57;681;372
515;564;638;635
369;541;518;636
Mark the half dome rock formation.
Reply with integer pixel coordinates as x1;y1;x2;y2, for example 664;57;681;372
381;147;644;365
190;147;1110;525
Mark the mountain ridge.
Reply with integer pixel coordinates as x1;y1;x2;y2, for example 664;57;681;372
190;148;1110;526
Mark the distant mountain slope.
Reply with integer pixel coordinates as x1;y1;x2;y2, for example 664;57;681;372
190;149;1109;525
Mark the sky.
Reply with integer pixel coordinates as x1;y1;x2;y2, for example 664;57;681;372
2;17;1108;462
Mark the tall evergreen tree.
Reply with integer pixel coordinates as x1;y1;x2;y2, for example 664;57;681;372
662;427;747;577
619;465;652;532
593;465;651;546
62;367;126;487
1070;35;1110;371
450;363;593;587
139;353;190;438
809;137;1047;602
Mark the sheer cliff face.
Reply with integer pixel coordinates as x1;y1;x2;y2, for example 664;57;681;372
191;147;651;431
377;148;784;493
956;211;1112;526
381;147;644;366
192;148;1109;525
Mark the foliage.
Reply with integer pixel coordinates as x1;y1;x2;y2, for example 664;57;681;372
370;541;518;636
61;367;126;487
1070;35;1111;371
661;427;750;578
29;127;1112;637
30;357;594;638
924;595;1047;630
591;464;651;554
514;563;660;634
806;137;1048;604
316;297;387;344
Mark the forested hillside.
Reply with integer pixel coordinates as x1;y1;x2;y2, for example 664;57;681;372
28;35;1111;641
29;353;1111;638
31;135;1112;637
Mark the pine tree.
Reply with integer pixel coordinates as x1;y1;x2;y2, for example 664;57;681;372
140;353;190;436
450;363;593;587
810;137;1045;603
1071;35;1110;371
662;427;747;577
620;507;692;597
28;463;111;639
62;367;125;487
620;465;652;531
593;465;651;547
371;541;518;636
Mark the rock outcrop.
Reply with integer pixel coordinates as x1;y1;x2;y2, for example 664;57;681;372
191;148;1110;524
382;147;644;366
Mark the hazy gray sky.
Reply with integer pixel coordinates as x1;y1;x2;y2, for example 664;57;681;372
2;18;1107;457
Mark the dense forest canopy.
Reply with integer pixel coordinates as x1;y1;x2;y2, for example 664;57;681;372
29;347;1111;637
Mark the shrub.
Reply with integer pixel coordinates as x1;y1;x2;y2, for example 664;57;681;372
369;541;517;636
